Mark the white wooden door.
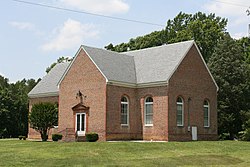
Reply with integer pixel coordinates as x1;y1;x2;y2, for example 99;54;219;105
76;113;86;136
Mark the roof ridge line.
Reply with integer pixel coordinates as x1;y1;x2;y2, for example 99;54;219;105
123;40;195;54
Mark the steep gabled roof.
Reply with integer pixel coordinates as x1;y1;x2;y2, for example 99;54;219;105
29;40;218;98
83;46;136;84
125;40;194;84
28;62;70;98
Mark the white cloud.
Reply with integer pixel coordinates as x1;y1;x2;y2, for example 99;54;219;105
9;21;35;30
59;0;129;15
231;32;248;39
203;0;249;17
42;19;99;51
203;0;250;38
203;0;249;25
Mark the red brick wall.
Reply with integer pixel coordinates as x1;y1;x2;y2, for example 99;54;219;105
106;85;142;140
59;49;107;141
168;45;218;141
137;86;169;141
106;85;168;141
28;96;58;139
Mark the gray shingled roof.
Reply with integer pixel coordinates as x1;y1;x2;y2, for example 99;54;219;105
83;46;136;84
125;40;194;83
28;62;70;97
29;40;200;97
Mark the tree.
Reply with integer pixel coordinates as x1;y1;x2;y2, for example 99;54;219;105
0;76;40;138
46;56;72;73
29;102;58;141
208;35;250;139
105;12;227;62
236;37;250;65
0;86;12;138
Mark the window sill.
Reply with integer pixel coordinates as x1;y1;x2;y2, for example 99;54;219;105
77;131;86;136
121;124;129;127
145;124;153;127
204;126;210;128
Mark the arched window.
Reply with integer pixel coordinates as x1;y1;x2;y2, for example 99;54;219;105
177;97;184;126
204;100;210;127
121;96;129;125
145;97;153;126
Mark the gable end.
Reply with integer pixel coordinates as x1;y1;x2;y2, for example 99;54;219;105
57;46;108;87
167;42;218;91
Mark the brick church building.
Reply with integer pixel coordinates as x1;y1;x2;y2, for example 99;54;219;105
28;40;218;141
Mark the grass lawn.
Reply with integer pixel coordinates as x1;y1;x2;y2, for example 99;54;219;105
0;140;249;167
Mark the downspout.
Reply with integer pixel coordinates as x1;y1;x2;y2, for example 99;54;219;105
188;97;191;132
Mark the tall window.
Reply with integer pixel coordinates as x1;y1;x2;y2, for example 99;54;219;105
177;97;184;126
145;97;153;126
204;100;210;127
121;96;129;125
76;113;86;136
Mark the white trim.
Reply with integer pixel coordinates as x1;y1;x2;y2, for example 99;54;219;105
203;101;210;127
57;45;108;87
81;46;108;83
121;96;129;126
166;41;194;84
57;46;81;86
75;113;86;136
28;92;58;98
107;80;168;88
177;97;184;127
144;97;153;126
193;43;219;92
166;41;219;92
145;124;153;127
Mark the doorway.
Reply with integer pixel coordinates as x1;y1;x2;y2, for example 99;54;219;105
76;113;86;136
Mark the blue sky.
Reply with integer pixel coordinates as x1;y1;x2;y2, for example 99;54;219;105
0;0;249;82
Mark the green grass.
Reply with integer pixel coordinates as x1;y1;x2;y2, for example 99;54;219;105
0;140;249;167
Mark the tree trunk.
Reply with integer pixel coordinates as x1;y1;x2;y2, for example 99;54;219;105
40;129;48;141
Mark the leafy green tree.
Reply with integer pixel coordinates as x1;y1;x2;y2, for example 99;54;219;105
208;35;250;139
106;12;227;62
104;43;115;51
236;37;250;65
0;87;12;138
46;56;72;73
0;75;39;138
10;79;29;136
29;102;58;141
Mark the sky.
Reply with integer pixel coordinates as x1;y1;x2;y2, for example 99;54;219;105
0;0;249;82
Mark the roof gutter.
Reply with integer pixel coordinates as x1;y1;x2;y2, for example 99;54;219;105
107;80;168;88
28;92;59;98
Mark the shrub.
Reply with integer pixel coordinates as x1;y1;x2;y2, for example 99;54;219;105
86;132;99;142
52;134;63;141
18;136;26;140
219;133;230;140
29;102;58;142
239;128;250;141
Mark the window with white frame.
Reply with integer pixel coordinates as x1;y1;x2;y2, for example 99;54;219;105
145;97;153;126
76;113;86;136
204;100;210;127
121;96;129;125
177;97;184;126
